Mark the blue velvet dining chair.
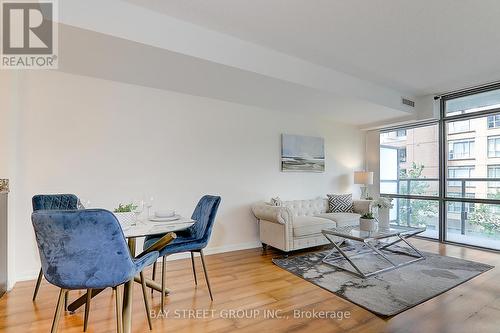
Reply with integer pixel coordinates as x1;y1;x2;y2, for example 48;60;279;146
143;195;221;310
32;194;80;302
32;209;159;333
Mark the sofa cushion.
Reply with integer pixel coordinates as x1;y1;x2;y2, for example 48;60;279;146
314;212;360;228
293;216;335;237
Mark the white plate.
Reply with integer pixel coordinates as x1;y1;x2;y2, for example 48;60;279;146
147;215;181;222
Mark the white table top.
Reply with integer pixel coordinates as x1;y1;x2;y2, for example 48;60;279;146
121;216;195;238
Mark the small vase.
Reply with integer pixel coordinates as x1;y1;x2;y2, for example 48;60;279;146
377;207;390;230
360;218;377;231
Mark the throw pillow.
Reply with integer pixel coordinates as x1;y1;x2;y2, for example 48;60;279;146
327;194;353;213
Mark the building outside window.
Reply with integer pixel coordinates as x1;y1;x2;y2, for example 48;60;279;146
448;166;475;187
488;136;500;157
487;114;500;129
396;129;407;137
448;139;475;160
398;148;407;163
448;120;471;134
488;165;500;189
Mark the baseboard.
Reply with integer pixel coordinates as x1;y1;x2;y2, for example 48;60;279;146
11;270;40;286
11;240;262;287
7;279;17;291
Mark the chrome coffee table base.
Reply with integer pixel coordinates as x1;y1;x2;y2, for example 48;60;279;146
321;228;425;279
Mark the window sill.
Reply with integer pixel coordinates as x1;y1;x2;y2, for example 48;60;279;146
447;130;475;135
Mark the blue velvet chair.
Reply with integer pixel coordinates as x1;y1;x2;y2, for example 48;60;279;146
32;194;80;302
32;209;159;333
143;195;221;309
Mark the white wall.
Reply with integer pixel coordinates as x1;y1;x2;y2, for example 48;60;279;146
9;71;365;283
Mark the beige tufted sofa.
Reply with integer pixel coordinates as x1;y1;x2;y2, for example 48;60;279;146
252;198;371;252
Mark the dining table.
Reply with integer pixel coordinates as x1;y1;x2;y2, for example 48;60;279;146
66;216;195;333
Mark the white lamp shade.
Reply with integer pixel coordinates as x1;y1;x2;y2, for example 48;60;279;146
354;171;373;185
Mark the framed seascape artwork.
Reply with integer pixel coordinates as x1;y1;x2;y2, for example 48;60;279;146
281;134;325;172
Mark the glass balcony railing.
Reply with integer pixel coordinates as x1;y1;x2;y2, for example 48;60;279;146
381;178;500;244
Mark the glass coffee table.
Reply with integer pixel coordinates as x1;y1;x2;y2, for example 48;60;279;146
321;225;426;278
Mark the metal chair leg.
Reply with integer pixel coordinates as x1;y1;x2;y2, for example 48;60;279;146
33;268;43;301
151;261;157;295
83;289;92;332
199;250;213;301
190;252;198;286
115;286;123;333
140;272;153;330
161;256;166;311
51;288;66;333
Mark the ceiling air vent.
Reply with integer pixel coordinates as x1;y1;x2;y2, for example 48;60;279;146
402;97;415;108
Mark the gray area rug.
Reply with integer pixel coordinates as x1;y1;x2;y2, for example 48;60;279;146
273;245;493;317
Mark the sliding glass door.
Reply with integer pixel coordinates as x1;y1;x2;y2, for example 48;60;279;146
379;84;500;250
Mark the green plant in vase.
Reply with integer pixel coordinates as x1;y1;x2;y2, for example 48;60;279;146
113;203;138;213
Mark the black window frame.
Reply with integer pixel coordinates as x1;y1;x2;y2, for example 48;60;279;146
380;82;500;252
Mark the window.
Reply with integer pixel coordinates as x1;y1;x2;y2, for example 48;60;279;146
398;148;407;163
448;120;471;134
380;123;439;239
380;131;406;142
487;114;500;129
446;201;500;250
448;166;474;187
447;193;475;213
445;87;500;115
488;165;500;189
448;139;474;160
443;85;500;250
488;136;500;157
380;84;500;251
390;198;438;239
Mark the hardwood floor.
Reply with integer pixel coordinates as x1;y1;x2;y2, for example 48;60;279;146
0;239;499;333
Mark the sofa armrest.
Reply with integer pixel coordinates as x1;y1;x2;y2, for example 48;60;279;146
251;202;293;224
353;200;372;215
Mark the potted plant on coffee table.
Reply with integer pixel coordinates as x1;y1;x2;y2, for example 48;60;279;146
359;212;378;231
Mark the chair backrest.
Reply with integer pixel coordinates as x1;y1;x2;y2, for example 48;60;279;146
32;194;79;211
188;195;221;246
31;209;137;290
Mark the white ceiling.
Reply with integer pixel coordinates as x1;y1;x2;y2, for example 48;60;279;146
126;0;500;96
58;25;405;125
